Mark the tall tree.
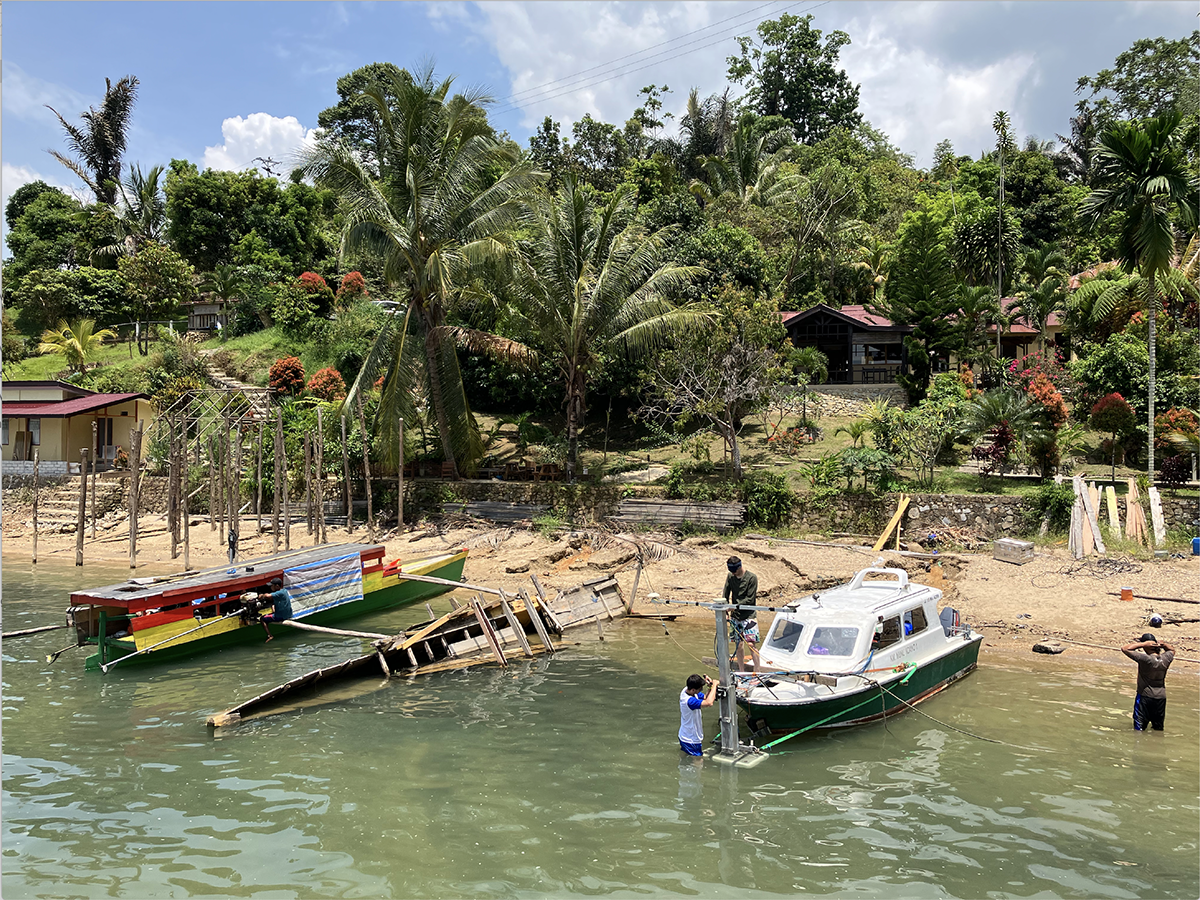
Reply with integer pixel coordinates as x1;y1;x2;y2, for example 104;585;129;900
1011;244;1068;354
47;76;139;205
690;119;798;207
117;242;197;354
510;179;706;477
98;164;167;258
316;63;406;178
300;62;542;477
872;209;960;403
1081;110;1199;478
727;13;861;144
1075;32;1200;127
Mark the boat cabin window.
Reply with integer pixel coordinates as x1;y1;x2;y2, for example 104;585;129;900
903;607;928;636
874;616;902;649
766;619;805;653
807;626;860;657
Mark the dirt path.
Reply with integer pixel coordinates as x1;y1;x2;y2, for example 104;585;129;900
5;510;1197;670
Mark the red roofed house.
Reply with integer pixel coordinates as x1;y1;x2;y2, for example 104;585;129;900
2;380;152;476
781;304;916;384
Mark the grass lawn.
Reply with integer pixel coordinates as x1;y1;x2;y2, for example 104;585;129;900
7;340;148;381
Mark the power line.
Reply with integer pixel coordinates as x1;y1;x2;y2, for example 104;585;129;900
500;0;791;105
489;0;832;119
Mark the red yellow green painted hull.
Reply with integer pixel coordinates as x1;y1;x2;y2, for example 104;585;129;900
84;550;468;671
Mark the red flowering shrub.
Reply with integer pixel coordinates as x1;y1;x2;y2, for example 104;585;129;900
1091;393;1136;479
1026;373;1068;429
1154;407;1199;450
306;366;347;401
299;272;330;294
269;356;306;396
1008;351;1072;394
336;271;367;300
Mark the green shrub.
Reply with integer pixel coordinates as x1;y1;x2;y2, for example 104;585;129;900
272;281;318;336
740;471;794;529
1027;481;1075;533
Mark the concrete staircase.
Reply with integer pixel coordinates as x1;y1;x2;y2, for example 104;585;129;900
32;478;127;533
204;361;271;420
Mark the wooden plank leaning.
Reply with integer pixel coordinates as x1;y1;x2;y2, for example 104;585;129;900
872;494;910;552
1148;486;1167;547
518;589;555;653
470;598;508;667
1074;475;1105;555
498;591;533;657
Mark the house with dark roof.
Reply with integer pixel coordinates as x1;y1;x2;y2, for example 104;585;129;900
781;304;915;384
2;380;152;476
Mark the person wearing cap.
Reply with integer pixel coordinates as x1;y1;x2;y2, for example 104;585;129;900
241;577;294;642
722;556;760;669
1121;633;1175;731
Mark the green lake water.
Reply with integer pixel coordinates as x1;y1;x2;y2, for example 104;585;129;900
2;559;1198;899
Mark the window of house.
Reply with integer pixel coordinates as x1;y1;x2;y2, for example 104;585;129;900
853;343;902;365
29;418;40;446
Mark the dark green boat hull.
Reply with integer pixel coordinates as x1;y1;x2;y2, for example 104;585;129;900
739;635;983;734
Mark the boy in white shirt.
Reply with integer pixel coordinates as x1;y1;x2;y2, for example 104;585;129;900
678;673;717;756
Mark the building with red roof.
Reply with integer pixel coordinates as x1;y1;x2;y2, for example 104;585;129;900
2;380;151;476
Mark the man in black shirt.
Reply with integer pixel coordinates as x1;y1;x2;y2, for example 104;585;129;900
1121;633;1175;731
722;556;759;670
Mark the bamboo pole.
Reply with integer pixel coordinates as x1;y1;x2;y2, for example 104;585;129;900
32;448;39;564
255;421;264;534
90;420;98;539
356;392;374;538
169;419;179;560
341;414;352;534
280;410;290;551
76;448;88;566
182;442;191;571
128;428;142;569
403;420;408;532
316;407;326;544
209;434;217;531
273;410;283;553
230;424;243;562
304;434;313;535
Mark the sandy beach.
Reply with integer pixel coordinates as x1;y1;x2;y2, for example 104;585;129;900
5;504;1197;671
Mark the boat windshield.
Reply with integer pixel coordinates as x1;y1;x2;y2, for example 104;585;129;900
765;619;804;653
806;626;860;657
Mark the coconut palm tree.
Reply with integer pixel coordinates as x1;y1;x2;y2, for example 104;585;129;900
96;163;167;259
47;76;139;205
851;235;890;301
954;283;1000;368
38;319;117;374
1070;267;1198;338
1011;246;1068;356
689;120;799;208
508;179;707;478
1081;110;1199;478
299;63;542;477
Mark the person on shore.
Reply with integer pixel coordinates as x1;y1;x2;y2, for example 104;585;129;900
679;673;717;756
723;556;759;669
241;577;294;642
1121;633;1174;731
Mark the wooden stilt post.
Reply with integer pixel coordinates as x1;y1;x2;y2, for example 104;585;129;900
168;420;178;560
32;448;40;564
341;414;352;534
90;420;98;539
316;407;326;545
255;421;264;535
273;410;283;553
76;448;88;566
231;424;243;562
403;420;408;532
357;392;373;539
280;411;291;551
304;434;313;535
129;428;142;569
625;558;643;615
182;446;191;572
209;435;217;531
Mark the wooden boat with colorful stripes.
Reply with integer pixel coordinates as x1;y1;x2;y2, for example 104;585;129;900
67;543;469;671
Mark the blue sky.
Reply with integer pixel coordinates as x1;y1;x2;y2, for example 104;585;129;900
3;0;1195;239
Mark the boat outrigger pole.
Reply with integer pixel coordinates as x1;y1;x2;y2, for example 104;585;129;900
651;596;768;768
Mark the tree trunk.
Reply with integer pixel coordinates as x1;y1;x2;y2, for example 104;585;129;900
1147;271;1157;481
424;326;459;478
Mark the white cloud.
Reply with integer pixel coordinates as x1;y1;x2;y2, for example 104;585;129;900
1;61;92;122
840;18;1037;166
201;113;318;175
465;1;739;135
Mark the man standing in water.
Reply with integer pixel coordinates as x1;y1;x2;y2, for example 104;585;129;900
1121;633;1174;731
679;673;716;756
723;556;760;669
